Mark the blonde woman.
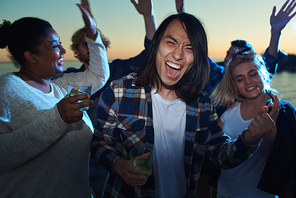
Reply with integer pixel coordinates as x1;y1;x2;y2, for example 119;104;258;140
211;52;296;197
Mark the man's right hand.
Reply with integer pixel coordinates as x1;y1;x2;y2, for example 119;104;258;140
114;158;148;186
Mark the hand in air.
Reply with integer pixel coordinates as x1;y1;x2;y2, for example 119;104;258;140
270;0;296;33
77;0;97;39
131;0;153;16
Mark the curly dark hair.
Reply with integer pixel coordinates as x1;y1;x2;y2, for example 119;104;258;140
0;17;52;67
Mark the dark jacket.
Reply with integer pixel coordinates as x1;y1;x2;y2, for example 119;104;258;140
257;100;296;196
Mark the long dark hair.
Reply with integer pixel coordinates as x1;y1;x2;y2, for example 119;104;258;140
135;12;210;103
0;17;52;67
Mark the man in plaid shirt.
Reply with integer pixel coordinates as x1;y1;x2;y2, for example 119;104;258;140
91;12;277;198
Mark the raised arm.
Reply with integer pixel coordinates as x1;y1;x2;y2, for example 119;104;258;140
77;0;98;40
175;0;185;13
131;0;157;40
268;0;296;58
80;0;93;18
53;0;109;93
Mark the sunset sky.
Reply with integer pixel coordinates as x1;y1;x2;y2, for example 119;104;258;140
0;0;295;63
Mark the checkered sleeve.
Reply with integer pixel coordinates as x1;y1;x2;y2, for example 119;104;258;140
91;85;121;174
91;75;150;176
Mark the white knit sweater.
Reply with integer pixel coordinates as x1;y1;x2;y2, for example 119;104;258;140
0;34;109;197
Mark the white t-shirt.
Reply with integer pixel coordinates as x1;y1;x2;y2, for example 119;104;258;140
217;103;275;198
151;89;187;198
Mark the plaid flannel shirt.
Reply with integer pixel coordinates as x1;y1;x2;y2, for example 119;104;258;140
91;73;259;198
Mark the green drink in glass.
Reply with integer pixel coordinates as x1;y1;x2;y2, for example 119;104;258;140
130;147;153;177
133;159;152;177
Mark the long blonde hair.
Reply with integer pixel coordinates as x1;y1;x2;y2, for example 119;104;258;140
210;52;276;109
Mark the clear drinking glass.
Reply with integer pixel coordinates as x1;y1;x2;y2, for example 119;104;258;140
130;147;153;177
68;82;92;111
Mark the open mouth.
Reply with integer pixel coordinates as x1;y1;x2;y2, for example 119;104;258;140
57;57;64;66
246;86;256;91
165;61;182;78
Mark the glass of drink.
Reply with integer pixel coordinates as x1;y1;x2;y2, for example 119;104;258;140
68;82;92;111
130;147;153;177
